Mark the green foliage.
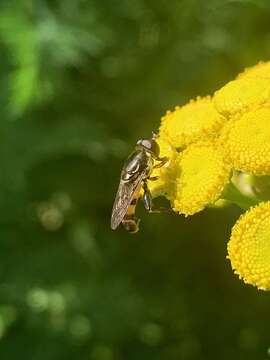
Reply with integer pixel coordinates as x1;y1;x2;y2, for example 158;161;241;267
0;0;270;359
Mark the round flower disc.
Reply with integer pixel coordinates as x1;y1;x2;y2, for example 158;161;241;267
213;77;270;117
172;142;230;215
225;107;270;175
228;201;270;290
159;97;225;148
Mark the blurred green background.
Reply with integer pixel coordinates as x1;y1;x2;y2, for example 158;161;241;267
0;0;270;359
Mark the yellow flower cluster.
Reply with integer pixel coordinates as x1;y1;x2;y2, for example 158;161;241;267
151;99;231;213
151;60;270;290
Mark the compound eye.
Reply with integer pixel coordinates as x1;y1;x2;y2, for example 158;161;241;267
137;138;160;156
142;140;152;149
137;139;152;150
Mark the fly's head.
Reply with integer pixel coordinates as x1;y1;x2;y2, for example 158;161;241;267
136;136;160;159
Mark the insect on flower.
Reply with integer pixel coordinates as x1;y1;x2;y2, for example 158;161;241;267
111;133;169;233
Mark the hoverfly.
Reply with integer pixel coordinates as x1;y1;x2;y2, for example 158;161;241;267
111;133;169;233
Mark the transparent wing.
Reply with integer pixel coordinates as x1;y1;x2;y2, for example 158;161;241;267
111;173;144;230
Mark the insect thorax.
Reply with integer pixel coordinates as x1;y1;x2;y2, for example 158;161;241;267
121;149;154;182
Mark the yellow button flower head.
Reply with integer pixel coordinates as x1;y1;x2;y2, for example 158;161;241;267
147;137;177;198
238;61;270;80
172;142;230;216
228;201;270;290
159;97;225;148
213;77;270;117
224;107;270;175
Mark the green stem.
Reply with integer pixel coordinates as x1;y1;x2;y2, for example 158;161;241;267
222;182;260;210
249;175;270;201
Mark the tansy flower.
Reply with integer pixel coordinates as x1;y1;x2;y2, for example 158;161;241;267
172;142;231;216
148;60;270;290
213;77;270;117
223;106;270;176
237;61;270;80
228;201;270;290
159;97;225;148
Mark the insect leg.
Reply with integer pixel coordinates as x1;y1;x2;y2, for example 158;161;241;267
148;176;159;181
143;181;153;211
153;156;168;169
142;181;172;213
